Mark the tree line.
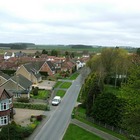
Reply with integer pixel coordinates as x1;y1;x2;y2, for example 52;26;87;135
79;47;140;138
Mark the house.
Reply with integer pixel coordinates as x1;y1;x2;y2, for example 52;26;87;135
15;51;26;58
0;74;32;99
61;58;76;74
0;87;14;127
0;71;10;86
4;52;15;60
16;63;42;84
39;61;56;75
76;60;85;70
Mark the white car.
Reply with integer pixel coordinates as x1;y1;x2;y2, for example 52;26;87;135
51;96;61;106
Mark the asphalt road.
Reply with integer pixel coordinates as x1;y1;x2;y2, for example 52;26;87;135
34;75;82;140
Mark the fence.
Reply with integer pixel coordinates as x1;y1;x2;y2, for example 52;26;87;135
75;112;127;136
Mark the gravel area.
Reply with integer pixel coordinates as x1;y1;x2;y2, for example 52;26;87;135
13;108;44;126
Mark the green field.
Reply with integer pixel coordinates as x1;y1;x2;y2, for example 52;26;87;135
63;123;104;140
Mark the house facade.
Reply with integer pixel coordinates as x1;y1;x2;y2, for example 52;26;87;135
0;88;14;127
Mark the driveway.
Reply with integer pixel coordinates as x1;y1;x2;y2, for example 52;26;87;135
14;108;45;126
33;80;56;90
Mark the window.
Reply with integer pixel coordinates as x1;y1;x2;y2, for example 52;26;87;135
14;93;21;98
0;116;8;125
9;98;12;104
1;102;9;111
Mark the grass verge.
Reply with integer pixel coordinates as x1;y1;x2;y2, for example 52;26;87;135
74;107;128;140
63;123;104;140
56;90;66;98
60;82;72;88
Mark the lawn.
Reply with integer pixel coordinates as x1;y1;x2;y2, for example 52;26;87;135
54;81;63;88
69;73;79;80
56;90;66;98
60;82;72;88
63;123;104;140
31;90;50;100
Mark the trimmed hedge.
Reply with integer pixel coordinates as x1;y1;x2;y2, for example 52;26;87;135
14;102;48;111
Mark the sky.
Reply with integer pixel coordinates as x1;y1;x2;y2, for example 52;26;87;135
0;0;140;47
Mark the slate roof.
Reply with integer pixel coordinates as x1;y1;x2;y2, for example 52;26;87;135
0;71;10;80
46;61;55;71
0;87;13;99
11;74;32;90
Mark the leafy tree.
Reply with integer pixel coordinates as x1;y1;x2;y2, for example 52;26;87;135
51;49;58;56
136;48;140;56
93;92;126;127
87;47;129;86
70;52;75;58
123;108;140;137
42;49;48;54
120;64;140;136
65;51;69;57
79;72;103;116
35;51;41;58
0;123;24;140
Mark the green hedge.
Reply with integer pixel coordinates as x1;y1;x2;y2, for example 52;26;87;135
14;102;48;111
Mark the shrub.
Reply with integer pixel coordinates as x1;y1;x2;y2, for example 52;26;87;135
17;97;29;103
14;102;48;111
36;115;43;121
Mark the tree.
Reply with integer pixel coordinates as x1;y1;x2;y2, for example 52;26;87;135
79;72;103;116
0;123;24;140
35;51;41;58
87;47;130;86
136;48;140;56
120;64;140;136
93;92;126;127
42;49;48;54
51;49;58;56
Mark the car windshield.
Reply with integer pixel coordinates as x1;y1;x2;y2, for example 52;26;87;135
53;99;58;102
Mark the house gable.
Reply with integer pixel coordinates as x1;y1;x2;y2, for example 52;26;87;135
39;61;55;75
0;88;13;100
16;65;31;81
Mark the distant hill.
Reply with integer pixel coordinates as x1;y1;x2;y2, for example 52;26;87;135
0;43;35;49
69;44;93;49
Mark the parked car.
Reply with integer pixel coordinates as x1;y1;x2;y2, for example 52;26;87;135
51;96;61;106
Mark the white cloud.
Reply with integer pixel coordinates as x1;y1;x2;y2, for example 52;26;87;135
0;0;140;46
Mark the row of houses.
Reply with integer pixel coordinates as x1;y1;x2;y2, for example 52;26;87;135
0;51;89;127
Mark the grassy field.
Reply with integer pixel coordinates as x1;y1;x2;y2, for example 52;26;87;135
60;82;72;88
56;90;66;98
63;123;104;140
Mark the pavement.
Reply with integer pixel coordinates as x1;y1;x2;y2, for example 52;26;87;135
71;119;120;140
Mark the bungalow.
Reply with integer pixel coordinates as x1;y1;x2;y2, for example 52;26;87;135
0;74;32;99
0;88;14;127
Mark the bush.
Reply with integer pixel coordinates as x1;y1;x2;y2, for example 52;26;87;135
17;97;29;103
14;102;48;111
